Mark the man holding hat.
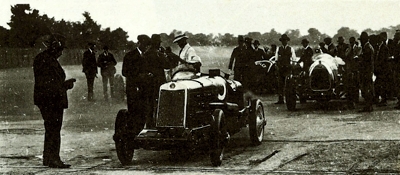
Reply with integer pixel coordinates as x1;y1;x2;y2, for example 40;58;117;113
121;34;152;142
358;32;375;112
172;31;202;73
274;34;297;104
33;34;74;168
229;35;247;82
97;46;117;101
82;42;98;101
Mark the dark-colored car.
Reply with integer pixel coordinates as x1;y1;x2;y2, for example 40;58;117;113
113;69;266;166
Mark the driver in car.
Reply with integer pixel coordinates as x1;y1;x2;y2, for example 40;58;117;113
167;31;202;79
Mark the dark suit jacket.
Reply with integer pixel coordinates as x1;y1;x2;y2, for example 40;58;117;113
375;43;390;75
299;46;313;69
82;49;98;76
33;49;68;108
327;43;338;57
228;46;247;69
360;42;375;73
97;52;117;75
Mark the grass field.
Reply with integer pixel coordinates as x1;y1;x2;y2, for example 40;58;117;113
0;46;234;119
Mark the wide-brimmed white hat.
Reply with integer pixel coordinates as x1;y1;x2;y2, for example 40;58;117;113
173;31;188;43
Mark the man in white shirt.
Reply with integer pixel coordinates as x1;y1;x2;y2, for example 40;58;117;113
172;31;202;73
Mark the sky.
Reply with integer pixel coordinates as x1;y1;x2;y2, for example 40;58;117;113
2;0;400;41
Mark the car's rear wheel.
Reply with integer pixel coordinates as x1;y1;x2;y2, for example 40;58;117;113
114;109;134;166
249;99;266;145
209;109;229;167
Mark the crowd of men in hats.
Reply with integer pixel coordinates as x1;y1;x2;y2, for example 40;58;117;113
228;30;400;113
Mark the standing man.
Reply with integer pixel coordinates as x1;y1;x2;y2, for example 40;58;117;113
374;32;390;107
324;37;337;57
336;36;349;59
275;34;297;104
358;32;375;112
298;39;313;72
392;30;400;109
33;34;74;168
142;34;169;127
120;35;152;142
228;35;247;82
82;42;97;101
345;37;362;109
336;36;349;75
253;40;268;61
97;46;117;101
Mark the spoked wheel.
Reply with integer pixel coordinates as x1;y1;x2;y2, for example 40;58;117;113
249;99;266;145
209;109;230;167
113;109;134;166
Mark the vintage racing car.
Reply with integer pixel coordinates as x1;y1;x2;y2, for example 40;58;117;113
113;68;266;166
285;53;346;111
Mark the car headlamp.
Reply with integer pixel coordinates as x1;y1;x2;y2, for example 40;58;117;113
169;83;176;89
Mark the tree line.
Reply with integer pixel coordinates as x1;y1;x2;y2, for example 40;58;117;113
1;4;400;50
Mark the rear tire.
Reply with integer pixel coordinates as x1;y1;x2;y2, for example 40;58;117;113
209;109;229;167
114;109;134;166
249;99;266;145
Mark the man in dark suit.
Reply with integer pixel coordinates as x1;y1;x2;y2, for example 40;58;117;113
324;37;338;57
358;32;375;112
121;35;152;140
82;42;98;101
228;35;247;83
97;46;117;101
298;39;313;72
345;37;362;109
253;40;268;61
374;32;390;107
33;34;75;168
392;31;400;109
142;34;169;128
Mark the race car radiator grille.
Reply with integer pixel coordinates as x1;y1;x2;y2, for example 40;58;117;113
310;68;331;90
156;90;185;127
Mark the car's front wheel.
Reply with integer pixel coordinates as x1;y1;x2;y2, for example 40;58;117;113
114;109;134;166
209;109;229;167
249;99;266;145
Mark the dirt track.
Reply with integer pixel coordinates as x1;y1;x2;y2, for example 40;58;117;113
2;93;400;174
2;65;400;174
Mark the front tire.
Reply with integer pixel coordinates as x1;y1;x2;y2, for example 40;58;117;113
114;109;134;166
209;109;229;167
249;99;266;145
